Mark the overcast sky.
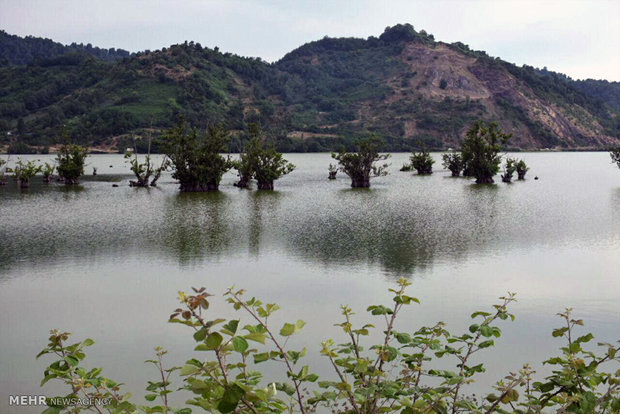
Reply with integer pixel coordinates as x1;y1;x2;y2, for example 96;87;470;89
1;0;619;81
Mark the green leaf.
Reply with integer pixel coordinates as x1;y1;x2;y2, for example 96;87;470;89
222;320;239;335
478;340;494;348
217;383;245;413
254;352;269;363
145;394;158;402
180;365;199;376
280;320;305;337
205;332;223;350
395;333;411;344
479;325;493;338
245;332;266;344
82;338;95;347
232;337;249;353
193;328;207;342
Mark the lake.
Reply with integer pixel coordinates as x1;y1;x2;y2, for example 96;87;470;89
1;152;619;412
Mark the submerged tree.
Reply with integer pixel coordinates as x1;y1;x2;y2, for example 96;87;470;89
41;162;55;183
13;159;41;188
460;120;511;184
442;152;464;177
0;158;7;185
332;136;390;188
611;148;620;169
125;135;169;187
253;144;296;190
234;123;295;190
234;138;260;188
56;144;88;185
501;158;516;183
328;163;337;179
163;117;233;192
515;159;529;180
410;147;434;174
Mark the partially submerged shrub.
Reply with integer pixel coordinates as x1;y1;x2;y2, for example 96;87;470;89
442;152;464;177
0;158;7;185
515;159;529;180
253;145;295;190
328;163;338;179
13;159;41;188
610;148;620;169
163;117;233;192
42;162;55;183
501;157;516;183
332;136;390;188
56;144;88;185
234;123;295;190
410;147;434;174
38;281;620;413
125;135;170;187
461;120;511;184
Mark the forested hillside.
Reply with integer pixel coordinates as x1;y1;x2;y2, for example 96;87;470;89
0;30;130;65
1;24;618;153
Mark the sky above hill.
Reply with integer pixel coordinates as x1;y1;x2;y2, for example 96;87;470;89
1;0;618;81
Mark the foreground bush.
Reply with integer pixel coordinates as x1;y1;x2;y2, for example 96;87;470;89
38;280;619;413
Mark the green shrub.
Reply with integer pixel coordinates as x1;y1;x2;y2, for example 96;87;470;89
442;152;464;177
162;117;232;192
38;280;620;413
461;120;511;184
501;157;516;183
610;149;620;169
332;135;390;188
56;144;88;184
515;159;529;180
13;158;41;188
410;148;434;174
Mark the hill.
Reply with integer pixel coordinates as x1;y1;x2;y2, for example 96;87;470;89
1;24;619;153
0;30;131;65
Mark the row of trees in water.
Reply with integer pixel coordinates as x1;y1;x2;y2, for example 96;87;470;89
2;119;619;190
0;143;87;188
351;120;529;187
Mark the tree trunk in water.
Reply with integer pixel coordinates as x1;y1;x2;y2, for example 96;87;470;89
517;172;526;180
475;176;494;184
64;178;79;185
179;182;219;192
257;181;274;190
328;171;337;179
451;170;460;177
20;179;29;188
234;177;249;188
501;174;512;183
351;178;370;188
43;176;51;183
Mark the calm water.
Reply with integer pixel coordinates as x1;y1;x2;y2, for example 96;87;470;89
1;152;619;412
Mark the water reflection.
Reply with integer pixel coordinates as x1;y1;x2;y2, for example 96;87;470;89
1;153;619;278
161;191;233;266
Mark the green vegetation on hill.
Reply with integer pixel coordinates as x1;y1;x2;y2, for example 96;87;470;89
1;24;619;153
0;30;130;65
